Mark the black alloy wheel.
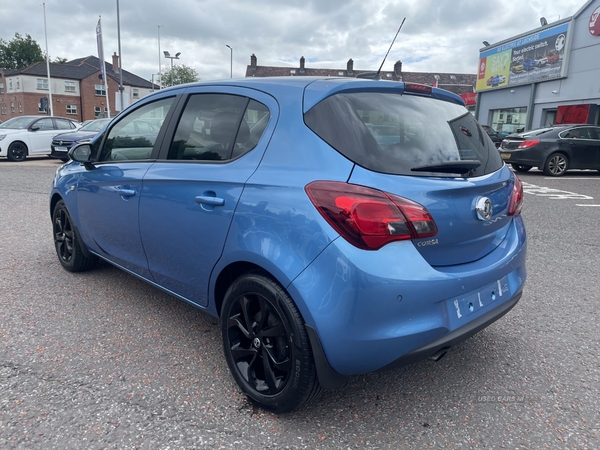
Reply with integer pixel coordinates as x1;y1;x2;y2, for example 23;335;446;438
544;153;569;176
511;164;532;173
221;273;321;413
7;142;28;162
52;200;96;272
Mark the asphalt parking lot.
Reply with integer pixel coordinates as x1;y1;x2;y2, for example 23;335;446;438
1;157;599;449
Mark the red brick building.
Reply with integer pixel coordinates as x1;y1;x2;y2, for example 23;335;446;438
0;53;156;123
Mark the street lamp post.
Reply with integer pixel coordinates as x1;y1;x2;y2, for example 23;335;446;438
226;44;233;78
163;51;180;86
157;25;164;89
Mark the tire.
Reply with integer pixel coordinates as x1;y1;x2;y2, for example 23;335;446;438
221;273;321;413
511;164;532;173
52;200;97;272
7;141;28;162
543;153;568;176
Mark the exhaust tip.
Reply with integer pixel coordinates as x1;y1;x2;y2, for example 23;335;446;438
428;347;450;362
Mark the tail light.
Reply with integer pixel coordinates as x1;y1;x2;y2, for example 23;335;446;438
517;139;540;149
508;175;524;216
305;181;437;250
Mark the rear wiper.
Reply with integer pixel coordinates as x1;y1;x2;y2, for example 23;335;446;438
411;160;481;174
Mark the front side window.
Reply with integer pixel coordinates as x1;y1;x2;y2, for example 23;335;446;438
167;94;265;161
37;78;48;90
34;118;54;130
95;84;106;96
305;92;503;177
99;97;174;162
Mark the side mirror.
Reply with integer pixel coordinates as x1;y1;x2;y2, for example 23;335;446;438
30;126;40;131
69;143;93;163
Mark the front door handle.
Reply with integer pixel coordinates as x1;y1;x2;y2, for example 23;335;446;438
195;196;225;206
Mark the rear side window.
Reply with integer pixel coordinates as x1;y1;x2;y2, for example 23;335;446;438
167;94;270;161
304;92;503;177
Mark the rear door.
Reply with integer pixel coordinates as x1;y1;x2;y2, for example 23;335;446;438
561;127;600;169
139;87;277;306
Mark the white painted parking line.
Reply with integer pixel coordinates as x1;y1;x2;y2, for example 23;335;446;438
576;204;600;207
543;177;600;180
521;181;593;200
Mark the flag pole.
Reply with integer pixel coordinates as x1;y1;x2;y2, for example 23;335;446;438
42;3;54;116
96;16;111;118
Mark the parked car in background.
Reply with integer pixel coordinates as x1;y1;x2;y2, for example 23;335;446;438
481;124;504;147
499;124;600;176
0;116;80;161
50;77;526;413
51;118;112;161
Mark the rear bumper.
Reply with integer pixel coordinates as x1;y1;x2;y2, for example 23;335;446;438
381;290;521;371
289;215;527;378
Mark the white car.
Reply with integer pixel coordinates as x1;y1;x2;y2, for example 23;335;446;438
0;116;80;162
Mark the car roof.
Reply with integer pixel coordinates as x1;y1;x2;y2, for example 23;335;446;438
158;76;466;112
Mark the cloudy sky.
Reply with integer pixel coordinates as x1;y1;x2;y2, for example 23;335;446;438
0;0;588;82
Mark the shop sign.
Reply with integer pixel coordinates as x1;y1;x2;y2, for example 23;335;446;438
555;104;591;124
590;6;600;36
476;22;569;92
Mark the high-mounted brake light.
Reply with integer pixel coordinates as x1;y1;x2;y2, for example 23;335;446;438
403;83;433;95
517;139;540;149
305;181;438;250
508;175;524;216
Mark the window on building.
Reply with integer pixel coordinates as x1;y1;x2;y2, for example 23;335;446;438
1;103;6;115
94;106;101;117
490;108;527;135
38;100;46;113
18;102;22;113
66;104;77;115
8;80;13;90
0;82;4;94
64;81;76;92
11;102;15;112
37;78;48;90
95;84;106;95
543;110;557;127
132;88;139;98
16;79;20;89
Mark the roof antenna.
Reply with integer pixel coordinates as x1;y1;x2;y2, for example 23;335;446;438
357;18;406;80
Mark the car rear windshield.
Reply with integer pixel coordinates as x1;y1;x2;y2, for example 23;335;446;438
304;92;503;177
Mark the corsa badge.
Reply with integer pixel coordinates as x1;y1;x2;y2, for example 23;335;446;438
475;197;493;221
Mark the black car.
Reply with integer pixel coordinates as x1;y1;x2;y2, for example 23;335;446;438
481;125;503;148
499;124;600;176
50;118;112;161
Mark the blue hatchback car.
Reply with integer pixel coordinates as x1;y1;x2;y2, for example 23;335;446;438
50;77;526;413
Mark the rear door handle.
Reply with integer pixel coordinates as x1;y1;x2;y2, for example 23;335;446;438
195;196;225;206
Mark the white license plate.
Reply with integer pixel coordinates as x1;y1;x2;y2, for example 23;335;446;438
55;147;68;152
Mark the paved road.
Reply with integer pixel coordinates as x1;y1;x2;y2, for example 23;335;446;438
1;158;599;449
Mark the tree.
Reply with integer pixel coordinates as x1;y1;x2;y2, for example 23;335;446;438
0;33;44;69
53;57;68;64
160;64;199;87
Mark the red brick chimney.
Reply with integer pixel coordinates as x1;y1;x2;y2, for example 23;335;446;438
112;52;120;74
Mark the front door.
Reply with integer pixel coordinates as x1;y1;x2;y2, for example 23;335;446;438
76;96;176;277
